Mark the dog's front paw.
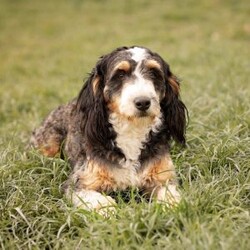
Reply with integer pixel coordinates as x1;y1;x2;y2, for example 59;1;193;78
72;190;117;217
91;194;117;217
156;184;181;206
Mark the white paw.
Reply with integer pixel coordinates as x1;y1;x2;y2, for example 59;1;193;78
156;184;181;206
72;190;117;217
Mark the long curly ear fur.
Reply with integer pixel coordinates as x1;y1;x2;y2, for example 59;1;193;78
76;54;125;162
161;61;188;145
76;57;111;150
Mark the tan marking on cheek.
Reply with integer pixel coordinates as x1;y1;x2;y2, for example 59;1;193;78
92;76;100;95
108;104;136;122
107;98;135;121
107;98;120;113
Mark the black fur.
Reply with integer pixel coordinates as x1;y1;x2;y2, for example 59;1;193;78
161;59;187;145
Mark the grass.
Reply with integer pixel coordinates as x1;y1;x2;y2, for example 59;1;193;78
0;0;249;249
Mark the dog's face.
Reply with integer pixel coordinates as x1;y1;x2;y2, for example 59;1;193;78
102;47;167;119
77;46;187;145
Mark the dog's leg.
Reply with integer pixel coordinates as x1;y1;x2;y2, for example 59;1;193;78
30;103;74;157
63;162;117;217
142;154;181;206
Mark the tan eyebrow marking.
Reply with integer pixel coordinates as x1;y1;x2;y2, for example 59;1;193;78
145;59;162;70
114;61;131;72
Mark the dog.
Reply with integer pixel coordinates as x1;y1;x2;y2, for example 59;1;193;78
31;46;187;215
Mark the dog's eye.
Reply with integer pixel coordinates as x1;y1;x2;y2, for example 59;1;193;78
149;68;163;80
116;69;127;79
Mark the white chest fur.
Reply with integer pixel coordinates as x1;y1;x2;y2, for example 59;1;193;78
108;114;162;188
109;114;162;163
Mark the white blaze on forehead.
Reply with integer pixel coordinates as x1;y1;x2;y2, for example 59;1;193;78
126;47;153;97
128;47;147;62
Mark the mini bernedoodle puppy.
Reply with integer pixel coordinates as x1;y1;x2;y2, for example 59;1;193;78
31;46;188;215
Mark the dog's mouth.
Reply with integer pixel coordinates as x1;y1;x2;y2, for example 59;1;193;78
136;111;150;118
125;110;156;121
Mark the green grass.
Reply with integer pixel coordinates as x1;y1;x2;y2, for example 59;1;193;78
0;0;249;249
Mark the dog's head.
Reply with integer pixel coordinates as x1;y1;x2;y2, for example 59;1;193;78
77;46;187;148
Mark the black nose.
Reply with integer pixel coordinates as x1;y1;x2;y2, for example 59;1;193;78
134;97;151;111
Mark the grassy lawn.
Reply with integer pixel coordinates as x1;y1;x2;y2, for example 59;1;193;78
0;0;249;249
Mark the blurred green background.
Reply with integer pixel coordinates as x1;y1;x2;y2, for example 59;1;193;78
0;0;249;136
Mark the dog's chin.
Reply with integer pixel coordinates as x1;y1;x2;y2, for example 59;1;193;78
136;111;150;118
125;111;156;121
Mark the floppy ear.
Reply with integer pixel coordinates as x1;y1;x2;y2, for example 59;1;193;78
161;62;188;145
76;58;111;150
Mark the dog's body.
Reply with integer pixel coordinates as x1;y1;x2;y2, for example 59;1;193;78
31;46;187;215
